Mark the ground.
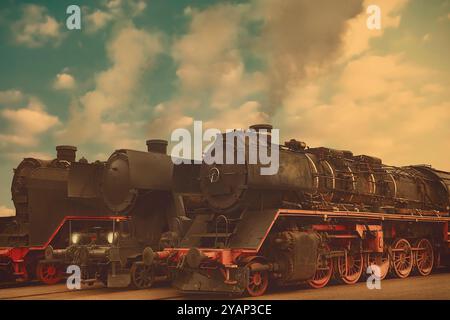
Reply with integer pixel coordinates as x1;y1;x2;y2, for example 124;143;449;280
1;272;450;300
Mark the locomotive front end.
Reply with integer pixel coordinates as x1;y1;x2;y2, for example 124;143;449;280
44;140;191;289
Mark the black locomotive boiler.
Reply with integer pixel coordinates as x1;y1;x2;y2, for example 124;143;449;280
0;146;113;284
199;125;448;214
151;124;450;296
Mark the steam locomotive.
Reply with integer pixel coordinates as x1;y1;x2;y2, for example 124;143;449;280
0;140;199;288
150;124;450;296
43;140;199;288
0;146;113;284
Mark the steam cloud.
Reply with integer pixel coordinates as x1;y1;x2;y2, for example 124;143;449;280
255;0;364;113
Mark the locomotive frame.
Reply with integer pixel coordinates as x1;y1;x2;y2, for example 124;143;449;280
152;208;449;296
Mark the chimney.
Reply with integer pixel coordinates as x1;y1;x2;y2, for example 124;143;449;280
146;139;168;154
249;124;273;133
56;145;77;162
249;124;273;146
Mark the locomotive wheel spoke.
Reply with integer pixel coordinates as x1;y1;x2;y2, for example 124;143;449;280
130;262;155;289
414;238;434;276
335;252;363;285
307;245;333;289
36;262;62;285
245;262;269;297
391;238;413;278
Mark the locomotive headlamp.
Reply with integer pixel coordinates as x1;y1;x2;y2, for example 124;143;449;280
71;233;81;244
107;232;118;244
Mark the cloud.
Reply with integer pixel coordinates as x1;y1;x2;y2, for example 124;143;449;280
58;25;162;146
0;90;24;105
0;205;14;217
273;54;450;170
150;100;268;138
85;9;113;33
150;0;366;138
173;4;248;93
340;0;409;60
147;0;448;173
84;0;147;34
97;121;146;150
150;101;194;137
172;3;266;108
106;0;147;16
53;72;76;90
12;4;62;47
204;101;269;131
254;0;364;113
5;151;53;163
0;97;60;147
149;4;267;137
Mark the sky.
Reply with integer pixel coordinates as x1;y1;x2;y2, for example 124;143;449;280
0;0;449;216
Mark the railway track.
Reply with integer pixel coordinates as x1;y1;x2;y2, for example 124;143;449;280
0;282;183;300
0;283;103;300
2;271;450;300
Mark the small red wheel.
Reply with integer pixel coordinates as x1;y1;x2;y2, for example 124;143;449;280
335;252;363;284
245;262;269;297
391;238;413;278
414;238;434;276
367;250;390;281
307;245;333;289
36;262;62;285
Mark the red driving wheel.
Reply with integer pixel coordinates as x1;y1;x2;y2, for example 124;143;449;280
36;262;62;285
245;262;269;297
414;238;434;276
335;252;364;284
391;238;413;278
307;245;333;289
